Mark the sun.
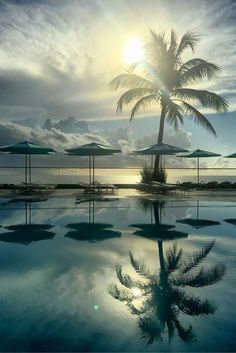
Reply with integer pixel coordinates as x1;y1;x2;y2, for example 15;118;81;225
123;38;144;64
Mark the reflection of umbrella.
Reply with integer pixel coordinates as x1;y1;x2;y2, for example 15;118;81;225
132;142;188;168
130;199;188;241
176;200;221;229
224;153;236;158
65;142;121;188
0;199;55;245
223;219;236;225
0;141;55;185
178;149;221;184
65;198;121;242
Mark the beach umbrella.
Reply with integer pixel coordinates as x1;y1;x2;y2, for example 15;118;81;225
65;142;121;188
0;141;55;185
178;149;221;184
132;142;188;168
176;200;221;230
65;198;121;242
0;199;55;245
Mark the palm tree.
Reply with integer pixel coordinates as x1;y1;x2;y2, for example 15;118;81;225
111;30;228;179
109;241;225;345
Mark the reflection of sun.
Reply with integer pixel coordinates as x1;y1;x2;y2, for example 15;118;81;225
131;287;142;298
123;38;144;64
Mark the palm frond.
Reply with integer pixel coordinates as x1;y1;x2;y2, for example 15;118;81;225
173;88;228;112
165;99;184;130
108;284;133;302
145;29;167;59
181;240;215;274
116;264;141;288
168;29;177;55
165;243;183;273
110;73;153;91
174;264;226;287
177;291;215;315
129;251;152;279
174;319;193;342
176;30;200;57
138;316;164;344
177;59;221;85
116;88;157;113
130;94;160;121
180;101;216;136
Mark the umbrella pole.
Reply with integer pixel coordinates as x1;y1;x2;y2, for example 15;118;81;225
89;155;91;187
25;153;28;186
197;157;200;185
197;200;199;220
29;202;32;224
29;154;31;184
93;155;95;188
25;202;28;224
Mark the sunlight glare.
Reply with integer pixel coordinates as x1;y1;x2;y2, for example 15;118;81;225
123;38;144;64
131;287;142;298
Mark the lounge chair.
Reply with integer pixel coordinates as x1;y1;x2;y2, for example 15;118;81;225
80;182;118;195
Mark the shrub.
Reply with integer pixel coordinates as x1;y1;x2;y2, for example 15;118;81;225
140;165;154;183
153;167;167;183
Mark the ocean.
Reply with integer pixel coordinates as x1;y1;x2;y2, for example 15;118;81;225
1;167;236;184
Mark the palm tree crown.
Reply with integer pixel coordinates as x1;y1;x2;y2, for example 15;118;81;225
109;241;225;344
111;30;228;174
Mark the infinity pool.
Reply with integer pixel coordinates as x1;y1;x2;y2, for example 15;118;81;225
0;196;235;352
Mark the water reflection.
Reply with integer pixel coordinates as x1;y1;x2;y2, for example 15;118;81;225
109;199;226;345
65;198;121;242
0;198;55;245
224;218;236;225
176;200;221;229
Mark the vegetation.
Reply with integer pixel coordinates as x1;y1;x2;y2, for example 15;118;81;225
111;29;228;179
140;164;167;183
140;165;154;183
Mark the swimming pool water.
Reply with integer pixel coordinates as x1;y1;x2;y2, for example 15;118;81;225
0;196;235;352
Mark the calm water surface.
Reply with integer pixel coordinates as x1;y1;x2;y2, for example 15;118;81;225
0;196;235;352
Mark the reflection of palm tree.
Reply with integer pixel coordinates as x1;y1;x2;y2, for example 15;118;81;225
110;197;225;344
109;241;225;344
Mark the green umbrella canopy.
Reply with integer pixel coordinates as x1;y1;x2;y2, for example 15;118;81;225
0;141;55;154
65;142;121;156
132;142;188;155
178;149;221;184
178;149;221;158
224;153;236;158
130;224;188;241
0;199;55;245
0;229;55;245
0;141;55;185
223;219;236;225
65;142;121;188
65;222;121;242
176;218;220;229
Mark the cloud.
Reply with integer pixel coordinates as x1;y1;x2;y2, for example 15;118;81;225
0;121;194;168
0;0;235;123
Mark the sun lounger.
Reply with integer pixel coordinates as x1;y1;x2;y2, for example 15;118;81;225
11;183;56;196
80;182;118;195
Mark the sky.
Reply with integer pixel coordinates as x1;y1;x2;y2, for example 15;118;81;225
0;0;236;168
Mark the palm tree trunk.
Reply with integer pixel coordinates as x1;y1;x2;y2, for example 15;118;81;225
153;104;166;180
